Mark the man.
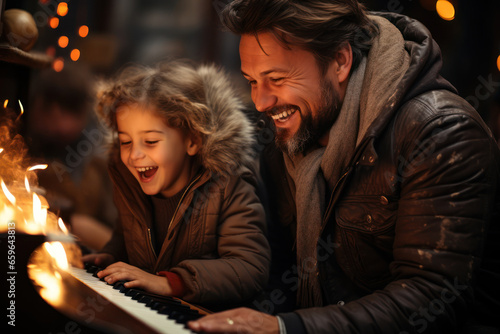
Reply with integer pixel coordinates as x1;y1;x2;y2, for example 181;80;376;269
189;0;500;333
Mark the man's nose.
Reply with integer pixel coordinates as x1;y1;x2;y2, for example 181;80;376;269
253;85;277;112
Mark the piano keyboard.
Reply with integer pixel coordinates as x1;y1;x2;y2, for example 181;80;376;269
68;265;204;334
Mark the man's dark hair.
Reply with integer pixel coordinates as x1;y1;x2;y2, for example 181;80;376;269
221;0;379;75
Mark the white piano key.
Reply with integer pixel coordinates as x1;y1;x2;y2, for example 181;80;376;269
69;267;195;334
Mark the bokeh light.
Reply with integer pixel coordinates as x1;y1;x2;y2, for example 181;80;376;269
436;0;455;21
58;36;69;48
70;49;80;61
45;46;56;57
497;55;500;72
49;17;59;29
78;25;89;38
53;58;64;72
57;2;68;17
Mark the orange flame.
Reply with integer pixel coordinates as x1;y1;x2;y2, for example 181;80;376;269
15;100;25;122
1;179;16;206
44;242;69;270
33;193;47;229
28;164;48;171
58;218;69;234
24;176;30;193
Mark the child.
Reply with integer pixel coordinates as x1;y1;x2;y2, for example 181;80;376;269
82;61;270;306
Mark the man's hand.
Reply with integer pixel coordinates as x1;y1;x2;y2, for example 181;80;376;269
188;307;279;334
96;261;172;296
81;253;115;267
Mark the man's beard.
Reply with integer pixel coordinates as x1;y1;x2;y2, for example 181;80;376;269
273;78;340;156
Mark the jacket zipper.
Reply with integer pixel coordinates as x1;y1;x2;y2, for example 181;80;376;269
321;168;352;231
167;173;203;235
147;172;204;261
147;228;157;260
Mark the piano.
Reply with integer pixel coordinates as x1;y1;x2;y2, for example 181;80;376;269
1;232;209;333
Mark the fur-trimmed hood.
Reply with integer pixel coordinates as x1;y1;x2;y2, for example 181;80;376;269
195;64;255;174
99;62;256;176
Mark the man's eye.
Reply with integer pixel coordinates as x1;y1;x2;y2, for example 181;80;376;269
270;77;285;84
248;80;257;86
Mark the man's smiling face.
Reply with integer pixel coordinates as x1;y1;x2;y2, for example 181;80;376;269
239;32;342;154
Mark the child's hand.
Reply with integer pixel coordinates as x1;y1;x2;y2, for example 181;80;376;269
97;262;173;296
81;253;115;267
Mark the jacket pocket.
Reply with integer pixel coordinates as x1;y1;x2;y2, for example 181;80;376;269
335;195;398;235
333;195;398;289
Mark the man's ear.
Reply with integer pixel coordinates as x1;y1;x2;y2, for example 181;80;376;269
335;42;352;84
331;42;353;85
186;131;202;156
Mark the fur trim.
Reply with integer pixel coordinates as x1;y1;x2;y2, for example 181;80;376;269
196;65;255;174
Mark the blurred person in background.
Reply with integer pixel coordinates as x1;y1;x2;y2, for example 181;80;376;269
25;64;117;252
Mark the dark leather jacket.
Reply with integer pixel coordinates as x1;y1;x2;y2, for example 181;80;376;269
262;12;500;333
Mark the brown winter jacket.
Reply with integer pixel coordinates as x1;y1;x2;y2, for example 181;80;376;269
101;65;271;307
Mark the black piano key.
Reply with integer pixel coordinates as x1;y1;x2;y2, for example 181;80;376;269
137;295;153;304
148;301;163;310
125;288;142;298
141;293;182;306
113;280;127;290
132;293;145;301
157;304;192;315
176;313;203;324
168;309;199;320
86;265;99;274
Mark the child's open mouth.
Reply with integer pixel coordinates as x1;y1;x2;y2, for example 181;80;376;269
136;166;158;182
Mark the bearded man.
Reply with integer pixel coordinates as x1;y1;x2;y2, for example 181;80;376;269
189;1;500;333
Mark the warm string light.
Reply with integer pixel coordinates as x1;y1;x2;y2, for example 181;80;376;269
436;0;455;21
78;25;89;38
49;17;59;29
58;36;69;48
3;99;8;108
53;58;64;72
57;2;68;17
49;2;88;63
70;49;80;61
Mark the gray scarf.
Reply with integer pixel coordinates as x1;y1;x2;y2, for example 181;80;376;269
283;15;410;308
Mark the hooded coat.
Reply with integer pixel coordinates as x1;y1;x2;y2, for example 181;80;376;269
263;12;500;333
101;65;271;307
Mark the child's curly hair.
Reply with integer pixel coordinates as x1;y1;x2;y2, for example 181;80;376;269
96;60;215;141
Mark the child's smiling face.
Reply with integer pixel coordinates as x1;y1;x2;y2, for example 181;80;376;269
116;104;200;197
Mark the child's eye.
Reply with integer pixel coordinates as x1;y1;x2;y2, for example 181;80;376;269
120;141;131;146
145;140;159;145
